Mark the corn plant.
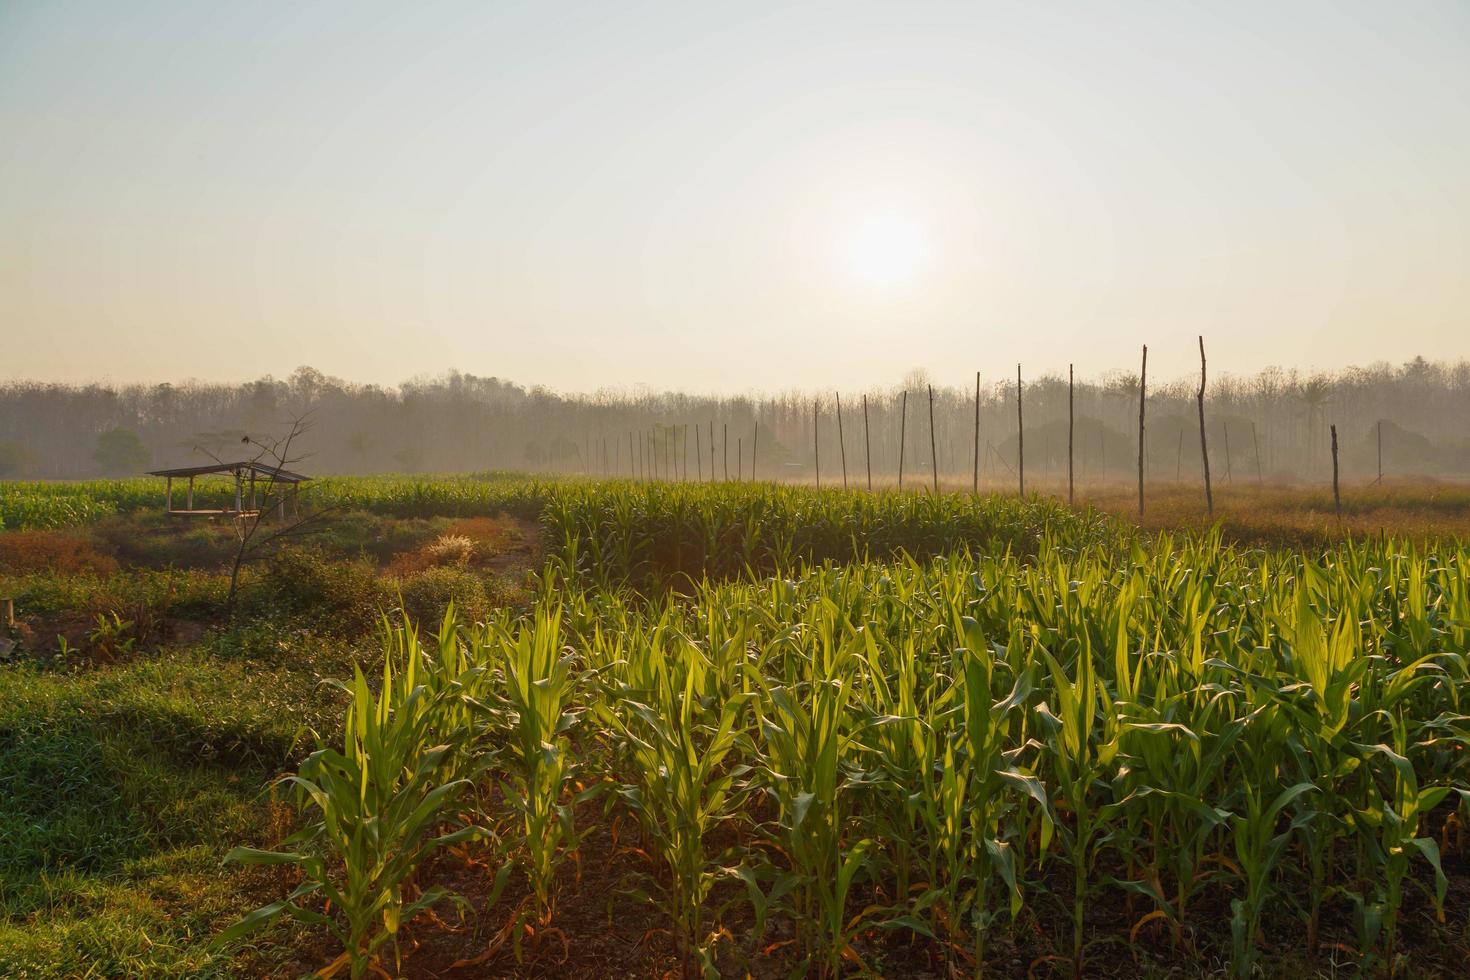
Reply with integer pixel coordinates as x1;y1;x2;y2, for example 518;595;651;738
216;657;484;979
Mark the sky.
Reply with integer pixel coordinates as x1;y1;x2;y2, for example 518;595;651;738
2;0;1468;394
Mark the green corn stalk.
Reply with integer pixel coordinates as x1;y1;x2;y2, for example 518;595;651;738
216;656;484;980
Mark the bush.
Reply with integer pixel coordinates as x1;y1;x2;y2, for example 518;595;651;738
395;565;490;627
242;550;384;638
424;533;475;566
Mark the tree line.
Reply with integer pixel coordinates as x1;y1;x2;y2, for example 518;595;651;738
2;357;1468;484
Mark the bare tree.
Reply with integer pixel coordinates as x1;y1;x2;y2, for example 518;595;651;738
197;415;337;619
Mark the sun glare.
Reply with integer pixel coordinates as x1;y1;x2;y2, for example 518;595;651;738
841;211;929;292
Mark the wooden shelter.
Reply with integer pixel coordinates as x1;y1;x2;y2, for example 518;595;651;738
146;461;309;518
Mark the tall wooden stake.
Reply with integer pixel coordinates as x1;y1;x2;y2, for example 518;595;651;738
813;400;821;489
1331;423;1341;519
863;395;873;490
708;421;714;483
1067;364;1075;507
928;384;939;493
1376;420;1383;484
696;424;703;482
738;438;743;481
836;393;848;489
1252;420;1263;485
898;391;908;490
972;371;981;494
1016;365;1025;497
723;423;729;481
1176;429;1183;481
752;423;758;481
1138;345;1147;517
1197;336;1214;517
1222;422;1232;483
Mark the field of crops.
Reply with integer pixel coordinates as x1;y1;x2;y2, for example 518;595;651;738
191;484;1465;978
4;475;1469;977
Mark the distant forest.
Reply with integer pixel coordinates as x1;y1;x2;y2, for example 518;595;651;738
3;358;1469;485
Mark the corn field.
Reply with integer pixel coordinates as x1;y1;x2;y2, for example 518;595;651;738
211;479;1470;978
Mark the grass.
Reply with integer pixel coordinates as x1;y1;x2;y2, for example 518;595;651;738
0;654;345;977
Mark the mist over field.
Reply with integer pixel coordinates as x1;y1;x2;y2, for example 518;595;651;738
4;356;1469;483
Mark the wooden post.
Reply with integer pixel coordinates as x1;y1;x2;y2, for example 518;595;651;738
638;432;645;481
1138;346;1147;518
863;395;873;491
927;384;939;493
1016;365;1025;497
836;393;848;489
1;597;13;630
187;476;194;510
1376;420;1383;484
973;371;981;495
1331;423;1341;519
813;400;821;489
723;423;729;481
1252;420;1263;485
1197;336;1213;517
709;421;715;483
695;424;703;482
1223;422;1232;483
1176;429;1183;481
630;431;636;480
898;390;907;490
234;469;242;513
752;423;758;481
1067;365;1075;507
165;476;173;513
738;438;743;481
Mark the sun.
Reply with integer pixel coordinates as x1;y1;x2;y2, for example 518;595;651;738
841;211;929;292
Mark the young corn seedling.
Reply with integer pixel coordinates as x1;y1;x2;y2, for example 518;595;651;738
481;603;589;957
601;621;754;977
217;658;483;980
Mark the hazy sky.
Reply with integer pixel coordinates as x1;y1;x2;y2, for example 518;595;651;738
3;1;1467;393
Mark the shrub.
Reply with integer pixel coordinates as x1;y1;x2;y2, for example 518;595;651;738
243;550;384;638
424;533;475;566
395;566;490;627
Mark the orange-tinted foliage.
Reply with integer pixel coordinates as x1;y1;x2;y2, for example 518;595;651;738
0;530;118;575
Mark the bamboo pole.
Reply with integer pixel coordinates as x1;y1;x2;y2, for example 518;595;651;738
863;395;873;490
1376;420;1383;484
1252;420;1263;485
1138;346;1146;517
1016;365;1024;497
1197;336;1214;517
836;393;848;489
1331;423;1341;519
813;399;821;489
928;384;939;493
1067;364;1075;507
973;371;981;494
898;390;908;490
